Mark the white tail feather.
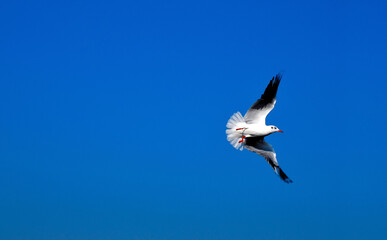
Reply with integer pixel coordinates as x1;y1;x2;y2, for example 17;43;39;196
226;112;247;151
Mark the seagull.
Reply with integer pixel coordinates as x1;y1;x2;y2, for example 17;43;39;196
226;73;293;183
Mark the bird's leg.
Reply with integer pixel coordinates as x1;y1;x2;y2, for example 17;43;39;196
238;136;246;143
236;128;246;143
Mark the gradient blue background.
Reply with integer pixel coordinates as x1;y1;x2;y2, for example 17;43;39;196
1;0;386;239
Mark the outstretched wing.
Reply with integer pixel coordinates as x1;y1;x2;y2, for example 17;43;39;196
244;136;292;183
244;73;282;125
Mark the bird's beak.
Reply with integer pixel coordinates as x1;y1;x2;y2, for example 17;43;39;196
278;130;284;133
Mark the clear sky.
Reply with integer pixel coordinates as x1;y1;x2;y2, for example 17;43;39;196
1;0;386;239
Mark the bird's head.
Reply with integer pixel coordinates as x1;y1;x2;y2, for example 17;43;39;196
269;125;283;133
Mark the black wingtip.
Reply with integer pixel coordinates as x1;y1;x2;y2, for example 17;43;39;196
260;73;283;102
274;72;283;84
275;166;293;184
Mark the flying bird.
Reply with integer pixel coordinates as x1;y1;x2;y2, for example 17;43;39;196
226;73;293;183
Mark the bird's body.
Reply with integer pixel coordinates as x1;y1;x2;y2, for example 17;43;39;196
226;73;292;183
243;125;275;137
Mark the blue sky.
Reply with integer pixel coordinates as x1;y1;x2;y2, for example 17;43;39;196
1;0;386;239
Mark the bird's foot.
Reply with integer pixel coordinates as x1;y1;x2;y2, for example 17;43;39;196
238;136;246;143
236;128;246;131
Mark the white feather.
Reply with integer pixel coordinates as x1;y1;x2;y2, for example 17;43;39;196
225;112;246;151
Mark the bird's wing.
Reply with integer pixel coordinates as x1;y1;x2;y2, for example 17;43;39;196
244;136;292;183
244;73;282;125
